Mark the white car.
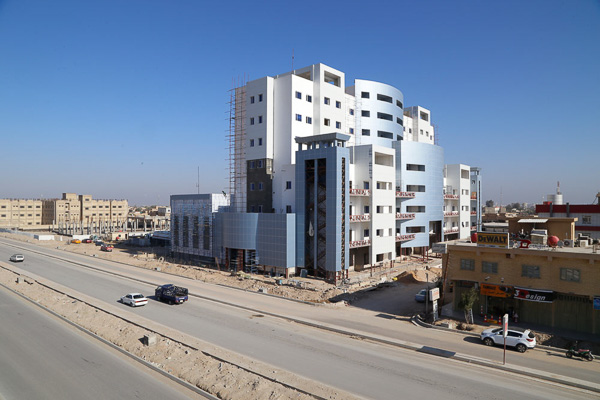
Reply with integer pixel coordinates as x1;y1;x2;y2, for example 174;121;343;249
480;327;536;352
120;293;148;307
10;254;24;262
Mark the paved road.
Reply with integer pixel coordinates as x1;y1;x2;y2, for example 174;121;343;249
0;285;200;400
1;239;598;399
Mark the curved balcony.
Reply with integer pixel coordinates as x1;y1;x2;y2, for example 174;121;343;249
396;191;416;198
396;213;415;220
395;234;416;242
444;194;459;200
350;188;371;196
349;214;370;222
349;239;371;248
443;227;459;234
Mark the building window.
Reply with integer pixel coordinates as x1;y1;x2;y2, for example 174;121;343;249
336;100;341;108
361;91;369;98
296;114;302;121
336;121;341;129
250;183;255;191
349;108;354;115
482;261;498;274
324;118;330;126
250;117;255;125
406;226;425;233
258;205;263;213
250;96;255;104
259;94;263;102
349;128;354;134
397;117;403;125
258;116;263;124
257;160;263;168
258;138;262;145
363;229;369;237
286;181;292;190
460;259;475;271
258;182;264;190
250;139;255;147
324;97;330;105
377;130;393;139
364;205;370;213
420;129;423;135
361;110;370;117
306;94;312;102
286;205;292;213
406;205;425;213
521;265;540;278
250;206;255;212
406;185;425;192
582;215;591;224
407;164;425;172
362;129;370;136
377;112;393;121
295;91;302;99
363;181;369;189
377;94;392;103
249;161;255;169
396;100;403;108
560;268;580;282
306;116;312;124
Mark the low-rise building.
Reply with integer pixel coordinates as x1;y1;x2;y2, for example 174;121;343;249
443;230;600;334
0;199;43;228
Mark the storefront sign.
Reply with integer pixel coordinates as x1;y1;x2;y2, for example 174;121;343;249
476;232;509;248
431;243;447;254
480;283;513;298
429;287;440;301
514;287;554;303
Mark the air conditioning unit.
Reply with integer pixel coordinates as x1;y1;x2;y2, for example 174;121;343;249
563;239;574;248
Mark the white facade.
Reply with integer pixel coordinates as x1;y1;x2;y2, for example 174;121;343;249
235;62;476;268
443;164;472;239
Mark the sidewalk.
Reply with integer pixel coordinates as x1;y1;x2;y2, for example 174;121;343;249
434;304;600;354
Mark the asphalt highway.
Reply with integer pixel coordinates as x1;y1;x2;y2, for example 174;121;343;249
1;238;598;399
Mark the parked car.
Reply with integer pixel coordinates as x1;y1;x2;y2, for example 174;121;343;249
120;293;148;307
9;254;24;262
415;288;427;303
71;239;81;244
480;327;536;352
82;238;93;243
101;244;113;252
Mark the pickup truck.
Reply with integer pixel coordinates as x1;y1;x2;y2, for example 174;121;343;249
155;284;188;304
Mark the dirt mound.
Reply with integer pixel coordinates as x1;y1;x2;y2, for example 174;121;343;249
396;268;442;284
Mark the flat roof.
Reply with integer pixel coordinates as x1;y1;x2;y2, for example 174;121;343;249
518;218;548;223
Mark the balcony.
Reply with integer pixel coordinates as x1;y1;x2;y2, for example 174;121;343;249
349;239;371;248
350;188;371;196
349;214;370;222
395;234;416;242
396;213;415;220
443;227;459;234
396;191;416;198
443;211;459;217
443;194;459;200
470;211;477;216
471;226;477;231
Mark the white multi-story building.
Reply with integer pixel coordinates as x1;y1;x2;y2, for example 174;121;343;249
443;164;473;239
173;63;480;281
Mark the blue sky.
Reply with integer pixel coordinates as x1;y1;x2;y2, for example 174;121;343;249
1;0;598;206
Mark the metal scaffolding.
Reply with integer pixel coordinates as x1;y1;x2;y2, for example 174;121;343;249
227;76;248;213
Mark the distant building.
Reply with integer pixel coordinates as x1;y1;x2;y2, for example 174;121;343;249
0;199;43;228
1;193;128;230
535;192;600;240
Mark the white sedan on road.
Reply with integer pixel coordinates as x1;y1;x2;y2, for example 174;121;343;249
120;293;148;307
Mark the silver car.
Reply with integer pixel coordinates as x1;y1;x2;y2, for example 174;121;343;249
480;327;536;352
120;293;148;307
9;254;24;262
